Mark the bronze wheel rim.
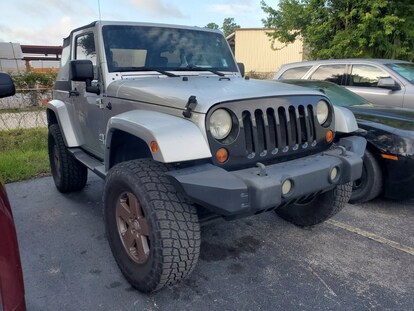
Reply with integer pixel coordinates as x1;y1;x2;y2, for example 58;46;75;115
116;192;150;264
53;144;61;179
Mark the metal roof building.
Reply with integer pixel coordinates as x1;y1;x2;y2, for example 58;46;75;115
227;29;304;78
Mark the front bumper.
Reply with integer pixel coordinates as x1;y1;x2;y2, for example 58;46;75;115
167;136;366;217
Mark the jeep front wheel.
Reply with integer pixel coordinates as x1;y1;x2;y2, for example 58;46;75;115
48;124;87;192
104;159;200;293
275;183;352;226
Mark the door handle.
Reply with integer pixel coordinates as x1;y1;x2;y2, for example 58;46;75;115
69;90;79;97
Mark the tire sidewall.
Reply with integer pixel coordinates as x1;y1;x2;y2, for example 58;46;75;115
275;183;351;226
278;189;335;221
350;150;379;203
104;169;162;291
48;125;64;189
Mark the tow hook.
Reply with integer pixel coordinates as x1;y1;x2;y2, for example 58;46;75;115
256;162;267;176
338;146;347;156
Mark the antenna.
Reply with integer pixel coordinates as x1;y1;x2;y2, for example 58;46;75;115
97;0;102;21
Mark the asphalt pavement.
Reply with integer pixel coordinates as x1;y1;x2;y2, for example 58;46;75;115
7;175;414;311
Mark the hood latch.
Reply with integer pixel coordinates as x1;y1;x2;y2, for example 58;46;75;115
183;95;198;118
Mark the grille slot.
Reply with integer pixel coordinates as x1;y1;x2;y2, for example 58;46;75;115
242;105;315;154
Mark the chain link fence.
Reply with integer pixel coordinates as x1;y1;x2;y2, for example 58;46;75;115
0;88;50;130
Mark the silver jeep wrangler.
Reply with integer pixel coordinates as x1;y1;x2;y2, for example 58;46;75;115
47;21;365;293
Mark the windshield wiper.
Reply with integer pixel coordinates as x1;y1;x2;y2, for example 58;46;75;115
114;67;178;77
174;65;225;77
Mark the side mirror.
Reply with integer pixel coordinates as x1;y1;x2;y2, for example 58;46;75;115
377;77;400;91
0;72;16;98
237;62;245;77
70;60;100;95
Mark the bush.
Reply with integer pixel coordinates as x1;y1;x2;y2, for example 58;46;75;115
9;70;56;106
246;70;274;80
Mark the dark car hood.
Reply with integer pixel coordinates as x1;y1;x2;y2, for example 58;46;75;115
350;107;414;131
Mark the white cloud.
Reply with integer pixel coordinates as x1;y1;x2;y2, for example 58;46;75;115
129;0;184;18
0;17;78;45
209;4;252;16
44;0;96;16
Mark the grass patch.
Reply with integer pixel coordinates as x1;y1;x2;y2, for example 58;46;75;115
0;106;45;114
0;128;50;183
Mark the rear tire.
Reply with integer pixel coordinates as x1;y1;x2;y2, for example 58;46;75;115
275;183;352;226
48;124;87;192
104;159;200;293
349;149;382;204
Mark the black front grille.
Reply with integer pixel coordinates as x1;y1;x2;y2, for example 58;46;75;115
206;95;332;169
242;105;316;155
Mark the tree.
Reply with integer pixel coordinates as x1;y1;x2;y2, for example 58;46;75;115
261;0;414;61
204;18;241;37
205;22;219;30
222;18;241;37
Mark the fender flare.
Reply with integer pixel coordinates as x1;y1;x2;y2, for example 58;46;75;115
46;100;83;147
333;106;358;134
105;110;212;168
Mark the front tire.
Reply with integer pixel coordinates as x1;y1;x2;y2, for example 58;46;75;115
349;149;382;204
48;124;87;192
275;183;352;226
104;159;200;293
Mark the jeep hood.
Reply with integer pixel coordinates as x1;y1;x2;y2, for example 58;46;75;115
106;76;322;114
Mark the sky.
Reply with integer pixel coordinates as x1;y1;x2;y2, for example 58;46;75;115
0;0;272;46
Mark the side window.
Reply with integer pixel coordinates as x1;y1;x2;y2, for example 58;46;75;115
349;64;389;87
60;45;70;68
75;32;97;79
279;66;312;79
309;64;346;85
75;33;96;64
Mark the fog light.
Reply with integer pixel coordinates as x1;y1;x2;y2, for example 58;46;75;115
330;167;339;182
282;179;293;196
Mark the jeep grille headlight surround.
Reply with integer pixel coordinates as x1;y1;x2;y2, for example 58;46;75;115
316;100;330;126
209;109;232;140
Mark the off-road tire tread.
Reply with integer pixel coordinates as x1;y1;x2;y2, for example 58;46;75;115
104;159;200;293
48;124;87;192
275;183;352;227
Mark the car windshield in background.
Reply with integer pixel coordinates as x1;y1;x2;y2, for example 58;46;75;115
280;80;370;107
102;25;237;73
385;63;414;84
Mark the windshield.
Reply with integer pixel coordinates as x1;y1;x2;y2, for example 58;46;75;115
102;25;237;73
280;80;370;107
385;62;414;83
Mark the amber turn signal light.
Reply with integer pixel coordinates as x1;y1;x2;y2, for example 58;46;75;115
381;154;398;161
215;148;229;163
150;141;159;153
325;130;334;143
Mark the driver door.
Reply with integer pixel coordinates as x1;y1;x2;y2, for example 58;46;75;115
71;30;104;158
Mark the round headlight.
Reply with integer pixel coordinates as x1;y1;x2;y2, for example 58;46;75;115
209;109;232;140
316;100;330;125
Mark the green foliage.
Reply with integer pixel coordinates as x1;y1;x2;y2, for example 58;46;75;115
11;70;57;90
222;18;241;37
246;70;274;80
9;70;56;106
205;22;220;30
0;128;49;183
261;0;414;61
205;18;241;37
